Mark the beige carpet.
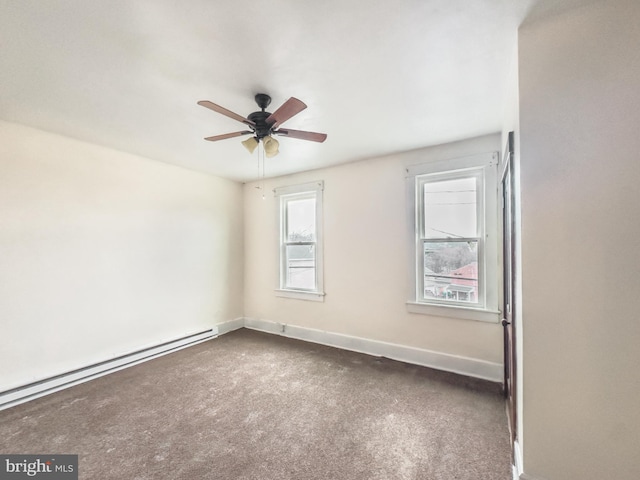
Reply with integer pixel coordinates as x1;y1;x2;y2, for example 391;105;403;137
0;328;511;479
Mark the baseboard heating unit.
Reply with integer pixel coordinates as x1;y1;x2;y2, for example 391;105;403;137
0;328;218;412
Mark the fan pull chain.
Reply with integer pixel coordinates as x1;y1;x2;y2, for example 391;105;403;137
254;141;266;199
254;144;261;195
260;142;266;200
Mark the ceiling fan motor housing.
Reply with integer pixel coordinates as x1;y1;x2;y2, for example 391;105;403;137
248;94;274;139
247;111;273;139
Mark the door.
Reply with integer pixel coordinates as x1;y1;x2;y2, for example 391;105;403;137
501;131;517;448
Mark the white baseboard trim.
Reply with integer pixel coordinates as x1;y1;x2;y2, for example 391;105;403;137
3;317;503;411
243;317;503;382
513;439;524;480
0;327;218;412
216;317;245;335
512;439;546;480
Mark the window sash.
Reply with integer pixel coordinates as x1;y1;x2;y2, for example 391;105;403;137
284;193;316;243
419;237;483;307
280;195;318;292
415;167;487;309
283;242;317;291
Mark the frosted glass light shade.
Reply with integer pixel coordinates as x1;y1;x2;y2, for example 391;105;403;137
241;136;259;154
263;136;279;157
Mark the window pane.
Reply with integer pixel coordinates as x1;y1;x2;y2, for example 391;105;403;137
285;244;316;290
286;198;316;242
423;241;478;304
423;177;477;238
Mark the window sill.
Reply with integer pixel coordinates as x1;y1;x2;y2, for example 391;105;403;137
275;289;325;302
406;301;500;323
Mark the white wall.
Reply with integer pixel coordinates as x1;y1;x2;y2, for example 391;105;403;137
244;134;504;375
518;1;640;478
0;121;244;391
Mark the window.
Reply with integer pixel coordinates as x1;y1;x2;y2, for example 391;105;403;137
420;171;482;306
274;181;324;301
407;153;500;322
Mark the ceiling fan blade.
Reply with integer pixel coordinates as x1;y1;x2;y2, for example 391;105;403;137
266;97;307;128
204;131;253;142
198;100;256;127
274;128;327;143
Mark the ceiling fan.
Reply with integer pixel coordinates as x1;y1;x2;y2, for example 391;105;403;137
197;94;327;157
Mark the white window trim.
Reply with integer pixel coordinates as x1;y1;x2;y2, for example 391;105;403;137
274;181;325;302
406;152;500;323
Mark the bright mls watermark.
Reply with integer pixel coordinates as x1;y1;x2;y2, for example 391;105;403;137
0;455;77;479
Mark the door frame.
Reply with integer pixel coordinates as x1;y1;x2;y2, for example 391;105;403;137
501;131;518;450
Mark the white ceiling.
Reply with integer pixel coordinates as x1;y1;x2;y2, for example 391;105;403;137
0;0;588;182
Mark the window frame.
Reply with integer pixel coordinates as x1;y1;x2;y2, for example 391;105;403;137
406;153;500;322
274;181;325;302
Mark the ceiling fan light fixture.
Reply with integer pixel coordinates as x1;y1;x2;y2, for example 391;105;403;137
263;135;279;157
241;136;259;154
199;94;326;156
